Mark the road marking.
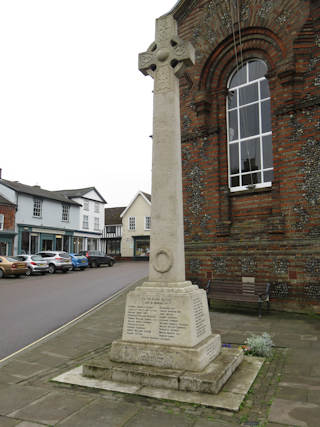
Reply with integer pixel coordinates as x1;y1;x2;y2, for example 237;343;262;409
0;280;139;365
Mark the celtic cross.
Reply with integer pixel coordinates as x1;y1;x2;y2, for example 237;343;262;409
139;15;195;93
138;15;195;284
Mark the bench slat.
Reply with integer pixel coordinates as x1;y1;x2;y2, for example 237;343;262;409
206;279;271;317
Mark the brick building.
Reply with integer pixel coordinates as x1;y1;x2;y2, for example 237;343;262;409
168;0;320;312
0;194;16;255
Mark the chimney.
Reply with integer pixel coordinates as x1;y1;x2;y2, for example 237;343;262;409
0;168;2;179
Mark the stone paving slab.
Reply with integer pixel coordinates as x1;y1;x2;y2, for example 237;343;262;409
58;398;139;427
269;397;320;427
0;384;49;415
8;391;95;425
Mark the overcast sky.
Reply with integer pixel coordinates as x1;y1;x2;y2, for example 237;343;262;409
0;0;176;207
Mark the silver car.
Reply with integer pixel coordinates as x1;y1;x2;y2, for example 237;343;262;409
36;251;73;274
15;254;49;276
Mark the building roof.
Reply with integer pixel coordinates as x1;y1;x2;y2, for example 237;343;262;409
56;187;107;204
141;192;151;202
105;207;126;225
0;179;80;206
120;191;151;218
0;194;15;206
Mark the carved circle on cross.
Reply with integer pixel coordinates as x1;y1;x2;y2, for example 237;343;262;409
152;249;173;273
157;48;170;63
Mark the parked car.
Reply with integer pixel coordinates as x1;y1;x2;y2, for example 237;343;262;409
0;256;28;278
15;254;49;276
36;251;73;274
69;253;88;271
79;250;115;268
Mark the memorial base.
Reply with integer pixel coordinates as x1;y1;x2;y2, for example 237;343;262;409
110;334;221;371
83;347;244;395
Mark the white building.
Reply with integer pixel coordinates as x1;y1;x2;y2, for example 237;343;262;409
0;179;80;254
120;191;151;259
56;187;106;252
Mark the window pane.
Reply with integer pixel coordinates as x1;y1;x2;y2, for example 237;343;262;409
240;104;259;138
242;172;261;186
260;79;270;99
239;83;258;106
228;89;237;109
230;66;246;88
228;110;238;140
241;138;261;172
249;61;267;81
229;143;239;174
261;100;271;133
263;170;274;183
231;176;239;187
262;135;273;168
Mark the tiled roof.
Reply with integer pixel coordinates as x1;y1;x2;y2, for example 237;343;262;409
0;179;80;206
105;207;126;225
56;187;107;204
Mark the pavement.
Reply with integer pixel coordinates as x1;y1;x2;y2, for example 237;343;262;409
0;277;319;427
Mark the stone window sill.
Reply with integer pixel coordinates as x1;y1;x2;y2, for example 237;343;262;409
229;186;272;197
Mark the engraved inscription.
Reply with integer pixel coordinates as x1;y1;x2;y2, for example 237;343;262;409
192;295;207;338
125;295;188;342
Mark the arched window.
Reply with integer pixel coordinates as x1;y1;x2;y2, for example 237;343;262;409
227;60;273;190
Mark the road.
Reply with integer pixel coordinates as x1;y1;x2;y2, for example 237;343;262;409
0;261;148;360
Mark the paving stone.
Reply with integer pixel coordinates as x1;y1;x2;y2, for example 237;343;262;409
269;398;320;427
124;408;194;427
0;384;49;415
58;398;139;426
0;361;47;380
8;391;94;425
307;389;320;404
0;416;20;426
276;386;308;402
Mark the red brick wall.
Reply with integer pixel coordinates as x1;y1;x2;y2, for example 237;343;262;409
0;205;16;230
175;0;320;312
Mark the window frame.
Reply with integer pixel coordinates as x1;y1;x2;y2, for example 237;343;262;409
128;216;136;231
94;217;99;231
83;200;89;211
33;198;42;217
82;215;89;229
144;216;151;231
0;214;4;231
61;204;70;222
94;202;100;213
226;59;273;192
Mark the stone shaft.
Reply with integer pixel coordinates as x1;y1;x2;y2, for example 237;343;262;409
138;15;195;284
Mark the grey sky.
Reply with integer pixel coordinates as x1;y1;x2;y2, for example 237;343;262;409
0;0;175;207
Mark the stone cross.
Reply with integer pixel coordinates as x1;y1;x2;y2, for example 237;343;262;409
109;16;219;371
139;15;195;284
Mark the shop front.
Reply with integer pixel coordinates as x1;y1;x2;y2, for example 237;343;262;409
133;236;150;260
18;226;74;254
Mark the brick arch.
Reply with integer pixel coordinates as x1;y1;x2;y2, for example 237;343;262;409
199;27;287;91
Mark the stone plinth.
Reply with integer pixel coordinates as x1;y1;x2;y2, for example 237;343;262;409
83;347;244;395
109;282;219;371
110;334;221;372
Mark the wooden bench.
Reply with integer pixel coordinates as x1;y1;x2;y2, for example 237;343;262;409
205;279;271;317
